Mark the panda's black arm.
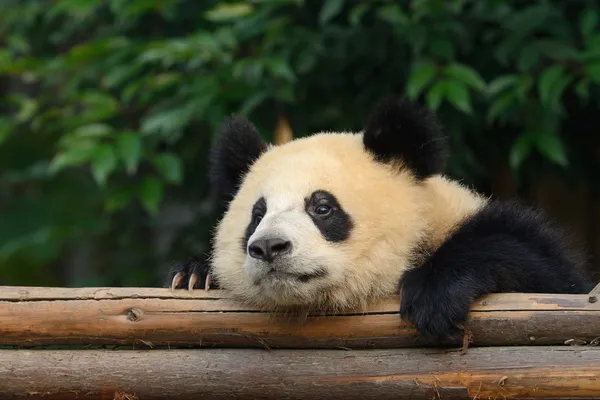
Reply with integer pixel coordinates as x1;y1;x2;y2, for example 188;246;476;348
398;200;592;343
166;254;220;291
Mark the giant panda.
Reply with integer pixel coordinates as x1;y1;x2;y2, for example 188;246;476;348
167;95;593;342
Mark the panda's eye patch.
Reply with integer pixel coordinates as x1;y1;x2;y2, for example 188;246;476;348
305;190;352;242
251;197;267;224
242;197;267;251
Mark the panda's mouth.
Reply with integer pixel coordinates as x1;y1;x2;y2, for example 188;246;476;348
266;267;327;283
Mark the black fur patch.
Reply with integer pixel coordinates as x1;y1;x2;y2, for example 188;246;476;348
363;96;448;180
242;197;267;251
305;190;353;242
209;116;268;205
399;200;592;343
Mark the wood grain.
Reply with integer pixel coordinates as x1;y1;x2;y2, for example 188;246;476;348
1;346;600;399
1;287;599;348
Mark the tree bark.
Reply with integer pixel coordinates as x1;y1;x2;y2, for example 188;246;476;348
1;347;600;399
1;286;599;348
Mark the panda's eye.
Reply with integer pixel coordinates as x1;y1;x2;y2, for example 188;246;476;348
253;215;263;225
314;205;332;216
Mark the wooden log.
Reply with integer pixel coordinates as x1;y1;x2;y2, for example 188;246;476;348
1;286;599;349
1;346;600;399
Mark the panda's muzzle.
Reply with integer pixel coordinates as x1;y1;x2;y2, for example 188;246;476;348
248;237;293;263
247;236;328;283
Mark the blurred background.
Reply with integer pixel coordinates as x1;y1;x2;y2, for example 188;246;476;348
0;0;599;288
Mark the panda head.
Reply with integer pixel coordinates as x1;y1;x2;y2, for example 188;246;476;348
209;96;453;312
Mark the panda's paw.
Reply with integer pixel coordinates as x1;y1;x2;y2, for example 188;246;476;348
399;268;472;344
167;255;215;292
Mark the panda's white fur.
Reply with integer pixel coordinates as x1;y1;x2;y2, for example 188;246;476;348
211;132;486;312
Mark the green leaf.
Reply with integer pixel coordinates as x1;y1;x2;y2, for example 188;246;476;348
80;91;119;121
204;3;254;22
140;109;191;137
538;65;566;106
48;147;95;175
264;58;295;82
152;153;183;184
487;75;518;97
81;92;119;112
445;80;472;114
91;144;117;186
116;132;142;175
102;64;144;89
581;9;598;38
509;133;533;170
16;98;38;122
406;62;437;99
7;35;30;54
138;176;164;215
487;91;515;124
546;73;573;110
534;132;568;167
74;123;112;138
319;0;344;25
444;63;486;92
585;62;600;83
426;80;445;111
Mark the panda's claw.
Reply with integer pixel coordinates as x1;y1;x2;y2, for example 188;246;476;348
205;273;212;293
170;272;184;292
165;255;216;292
188;273;199;292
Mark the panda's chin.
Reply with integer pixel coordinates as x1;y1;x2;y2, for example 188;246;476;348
244;259;330;303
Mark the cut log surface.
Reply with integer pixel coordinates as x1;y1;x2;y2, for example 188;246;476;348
1;286;599;348
1;346;600;400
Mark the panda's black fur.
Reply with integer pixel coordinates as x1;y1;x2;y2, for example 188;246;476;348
168;95;593;344
399;199;590;341
363;96;448;180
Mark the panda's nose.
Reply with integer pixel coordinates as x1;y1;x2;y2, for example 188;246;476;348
248;238;293;263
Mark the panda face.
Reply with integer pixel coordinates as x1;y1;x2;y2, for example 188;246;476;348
241;189;353;301
203;97;486;312
211;133;429;311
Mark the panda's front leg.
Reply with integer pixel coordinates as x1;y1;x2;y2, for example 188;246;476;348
398;201;591;344
166;254;219;292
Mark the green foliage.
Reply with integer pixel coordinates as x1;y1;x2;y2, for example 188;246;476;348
1;0;599;286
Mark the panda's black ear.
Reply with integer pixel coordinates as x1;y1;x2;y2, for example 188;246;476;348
363;96;448;180
209;116;268;204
